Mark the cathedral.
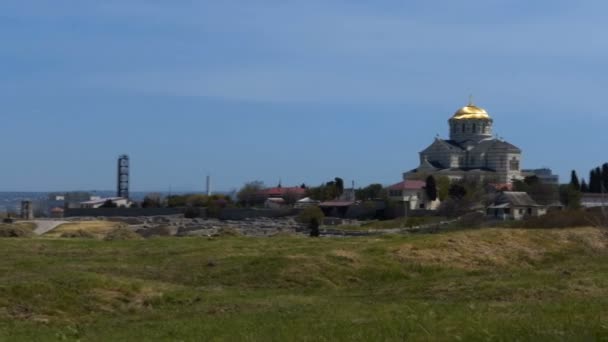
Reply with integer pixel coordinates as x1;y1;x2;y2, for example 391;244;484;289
404;100;523;184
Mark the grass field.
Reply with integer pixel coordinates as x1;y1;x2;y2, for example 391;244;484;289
44;221;125;238
1;227;608;341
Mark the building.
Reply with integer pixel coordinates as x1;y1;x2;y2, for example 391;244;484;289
487;191;546;220
404;100;523;184
387;180;440;210
521;168;560;185
80;197;130;209
581;193;608;208
117;155;130;199
254;186;307;205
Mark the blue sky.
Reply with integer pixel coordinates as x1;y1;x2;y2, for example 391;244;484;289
1;1;606;192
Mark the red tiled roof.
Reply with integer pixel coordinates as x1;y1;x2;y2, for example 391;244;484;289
258;187;307;197
489;183;514;191
388;180;425;191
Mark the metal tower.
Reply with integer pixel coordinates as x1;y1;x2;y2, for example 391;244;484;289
117;155;130;199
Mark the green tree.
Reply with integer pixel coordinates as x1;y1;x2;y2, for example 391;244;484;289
355;183;384;201
334;177;345;197
570;170;581;191
237;181;265;207
297;206;325;225
581;179;589;193
559;184;581;209
142;193;162;208
448;184;467;200
436;176;451;201
425;175;437;201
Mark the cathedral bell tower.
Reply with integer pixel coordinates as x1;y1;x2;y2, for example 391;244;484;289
448;98;493;143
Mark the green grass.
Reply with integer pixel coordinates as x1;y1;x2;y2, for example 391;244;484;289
1;227;608;340
335;216;446;231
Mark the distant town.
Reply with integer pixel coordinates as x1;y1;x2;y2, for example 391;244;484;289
3;101;605;224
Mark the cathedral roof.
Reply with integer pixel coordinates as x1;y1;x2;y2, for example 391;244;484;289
471;139;521;154
452;100;492;120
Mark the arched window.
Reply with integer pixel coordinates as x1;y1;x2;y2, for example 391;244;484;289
472;123;476;133
462;124;466;133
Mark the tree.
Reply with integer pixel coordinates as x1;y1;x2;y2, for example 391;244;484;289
436;176;451;201
142;193;162;208
594;167;603;193
559;184;581;210
298;206;325;226
570;170;581;191
309;217;320;237
448;184;467;200
580;179;589;193
100;199;118;208
334;177;345;197
425;175;437;201
237;181;265;207
306;178;346;201
601;163;608;193
355;183;384;201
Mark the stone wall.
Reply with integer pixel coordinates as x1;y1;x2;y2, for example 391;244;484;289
65;207;188;218
218;208;301;220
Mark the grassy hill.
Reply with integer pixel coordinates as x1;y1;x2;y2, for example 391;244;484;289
1;227;608;340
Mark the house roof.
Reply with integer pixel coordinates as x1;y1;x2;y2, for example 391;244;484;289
258;187;306;197
80;197;125;205
493;191;540;207
388;180;426;191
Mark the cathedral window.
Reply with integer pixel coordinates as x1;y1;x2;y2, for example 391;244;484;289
472;123;476;133
462;124;466;133
509;158;520;171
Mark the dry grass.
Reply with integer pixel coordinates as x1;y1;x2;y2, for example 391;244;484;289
393;227;608;270
0;222;36;238
45;221;125;238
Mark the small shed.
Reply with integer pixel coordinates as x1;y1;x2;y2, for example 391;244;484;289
487;191;546;220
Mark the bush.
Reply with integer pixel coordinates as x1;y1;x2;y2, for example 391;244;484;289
450;212;486;229
184;207;203;219
0;225;33;238
215;227;241;237
297;206;325;225
519;210;593;229
140;226;175;238
309;217;320;237
104;227;142;241
60;230;96;239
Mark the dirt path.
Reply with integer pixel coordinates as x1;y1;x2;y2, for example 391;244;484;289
32;220;68;235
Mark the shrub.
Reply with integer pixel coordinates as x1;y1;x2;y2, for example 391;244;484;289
215;227;241;237
298;206;325;225
309;217;320;237
519;210;593;229
140;226;175;238
450;212;486;229
0;225;33;238
60;230;96;239
184;207;203;219
104;227;142;241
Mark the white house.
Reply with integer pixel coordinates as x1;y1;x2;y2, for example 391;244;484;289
80;197;131;209
487;191;547;220
387;180;441;210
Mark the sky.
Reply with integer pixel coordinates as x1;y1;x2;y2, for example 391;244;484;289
1;0;607;192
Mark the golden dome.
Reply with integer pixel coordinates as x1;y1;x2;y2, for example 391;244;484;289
452;104;491;120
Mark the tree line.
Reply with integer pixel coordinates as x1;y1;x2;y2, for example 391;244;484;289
570;163;608;193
